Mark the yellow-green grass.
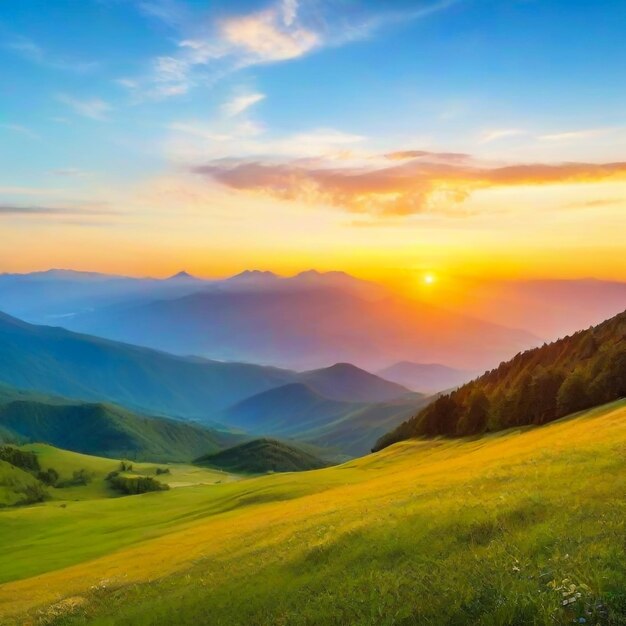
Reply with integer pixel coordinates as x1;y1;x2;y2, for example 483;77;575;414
1;401;625;625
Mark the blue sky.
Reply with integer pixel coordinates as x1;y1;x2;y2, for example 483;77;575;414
0;0;625;280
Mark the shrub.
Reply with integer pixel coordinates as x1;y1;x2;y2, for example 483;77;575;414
108;474;169;495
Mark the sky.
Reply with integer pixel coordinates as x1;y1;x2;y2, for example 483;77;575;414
1;0;625;285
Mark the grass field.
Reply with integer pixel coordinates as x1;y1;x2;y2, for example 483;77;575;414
0;401;624;625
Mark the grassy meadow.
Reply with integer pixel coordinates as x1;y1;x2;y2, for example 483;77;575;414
0;401;624;625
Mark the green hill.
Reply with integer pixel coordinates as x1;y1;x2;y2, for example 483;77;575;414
0;397;242;462
374;309;625;450
0;458;46;507
195;438;328;474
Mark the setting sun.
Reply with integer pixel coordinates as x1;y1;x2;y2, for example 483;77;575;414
424;273;436;285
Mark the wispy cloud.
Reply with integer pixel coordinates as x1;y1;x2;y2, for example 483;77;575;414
49;168;93;178
192;152;626;217
57;95;112;120
539;128;609;141
5;35;98;73
0;123;39;140
221;92;266;117
0;203;114;216
479;129;526;144
124;0;457;100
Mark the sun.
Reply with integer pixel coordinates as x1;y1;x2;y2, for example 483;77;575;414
423;273;436;285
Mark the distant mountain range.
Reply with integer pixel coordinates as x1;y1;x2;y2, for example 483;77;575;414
0;268;540;371
0;311;419;456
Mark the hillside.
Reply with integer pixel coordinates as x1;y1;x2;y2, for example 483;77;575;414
0;401;624;624
0;398;242;462
374;309;625;450
195;438;328;474
0;458;44;507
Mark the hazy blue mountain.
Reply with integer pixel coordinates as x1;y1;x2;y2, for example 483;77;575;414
64;286;537;371
0;310;295;419
216;382;427;456
377;362;475;393
297;362;411;402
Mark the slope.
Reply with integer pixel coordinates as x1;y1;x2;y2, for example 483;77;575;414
0;401;624;625
375;309;626;450
0;399;242;462
195;438;328;474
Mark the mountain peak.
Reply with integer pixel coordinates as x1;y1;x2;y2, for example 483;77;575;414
167;270;196;281
229;270;279;280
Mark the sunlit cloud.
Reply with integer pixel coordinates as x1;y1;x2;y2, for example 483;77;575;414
539;128;610;141
479;129;526;144
192;152;626;217
123;0;457;100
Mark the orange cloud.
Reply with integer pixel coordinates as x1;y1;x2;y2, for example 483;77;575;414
194;154;626;216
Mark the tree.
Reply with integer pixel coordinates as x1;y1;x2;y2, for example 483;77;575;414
458;390;489;435
556;371;590;417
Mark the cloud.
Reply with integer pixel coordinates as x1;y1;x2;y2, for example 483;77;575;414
57;95;112;120
0;204;114;217
0;123;39;140
479;129;526;144
5;36;98;73
218;3;320;64
384;150;470;162
564;198;624;210
539;129;608;141
124;0;456;99
222;92;266;117
192;152;626;217
49;168;93;178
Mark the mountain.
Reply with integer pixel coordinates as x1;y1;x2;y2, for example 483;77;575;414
0;394;242;462
377;362;475;393
216;382;427;456
0;311;297;419
194;438;328;474
218;383;355;436
64;286;537;371
297;363;410;402
374;309;626;450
